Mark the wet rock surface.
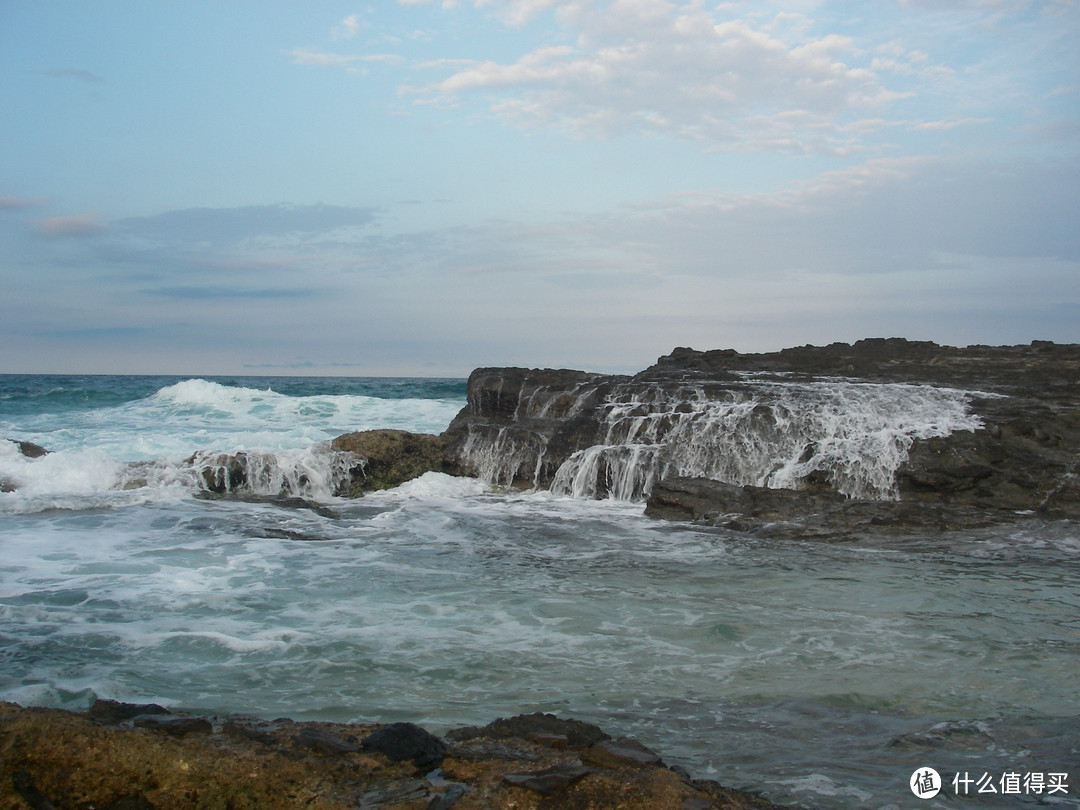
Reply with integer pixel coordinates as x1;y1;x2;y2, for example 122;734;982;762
330;429;462;496
439;339;1080;535
441;367;621;490
0;702;784;809
6;438;49;459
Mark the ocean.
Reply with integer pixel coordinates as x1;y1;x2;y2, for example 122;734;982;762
1;373;1076;808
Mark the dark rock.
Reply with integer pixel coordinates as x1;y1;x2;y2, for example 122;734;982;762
427;781;468;810
645;478;845;524
295;727;360;755
446;738;541;762
524;732;569;749
441;368;620;489
502;763;594;795
362;721;448;770
355;777;430;808
222;721;277;745
354;775;468;810
583;737;664;768
105;795;155;810
186;451;248;493
448;712;610;749
132;714;212;736
8;439;49;458
2;439;50;491
645;476;1000;538
87;699;171;725
11;770;57;810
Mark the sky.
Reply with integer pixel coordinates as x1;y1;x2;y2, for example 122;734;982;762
1;0;1078;376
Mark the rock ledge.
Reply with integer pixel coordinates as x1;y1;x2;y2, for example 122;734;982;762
0;702;782;809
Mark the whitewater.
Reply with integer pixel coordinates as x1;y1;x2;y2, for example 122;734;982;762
1;374;1077;808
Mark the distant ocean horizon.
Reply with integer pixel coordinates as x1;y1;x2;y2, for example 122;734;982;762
2;373;1076;808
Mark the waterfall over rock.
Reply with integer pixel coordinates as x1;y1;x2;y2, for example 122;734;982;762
441;339;1080;528
446;369;980;502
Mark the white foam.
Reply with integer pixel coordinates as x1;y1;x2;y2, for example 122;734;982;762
769;773;874;802
381;471;494;499
2;379;466;512
547;380;982;501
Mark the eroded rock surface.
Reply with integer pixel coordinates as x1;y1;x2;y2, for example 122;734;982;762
0;702;783;810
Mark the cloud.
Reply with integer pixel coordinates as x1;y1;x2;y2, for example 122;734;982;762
40;67;105;84
913;116;993;131
116;203;379;246
145;285;316;300
288;48;404;69
0;196;48;210
289;48;364;67
332;13;364;40
405;3;912;153
34;214;107;237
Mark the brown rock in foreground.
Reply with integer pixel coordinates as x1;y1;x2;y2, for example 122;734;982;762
0;703;784;810
331;429;462;496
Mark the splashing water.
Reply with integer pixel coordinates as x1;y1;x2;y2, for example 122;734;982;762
458;376;983;501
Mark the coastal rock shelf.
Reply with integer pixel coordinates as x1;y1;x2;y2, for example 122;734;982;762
0;702;781;809
436;339;1080;535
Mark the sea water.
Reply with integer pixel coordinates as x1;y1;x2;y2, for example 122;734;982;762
1;374;1077;809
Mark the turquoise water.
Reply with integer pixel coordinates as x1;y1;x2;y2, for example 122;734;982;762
1;374;1077;808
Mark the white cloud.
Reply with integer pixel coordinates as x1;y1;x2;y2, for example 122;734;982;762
288;48;364;67
332;13;364;40
34;214;107;238
912;116;992;131
287;48;405;70
0;196;48;210
405;3;913;153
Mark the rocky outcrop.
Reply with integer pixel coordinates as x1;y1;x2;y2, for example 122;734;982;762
5;438;49;459
438;340;1080;533
644;477;999;540
331;429;463;496
441;367;622;489
0;702;783;809
1;439;50;493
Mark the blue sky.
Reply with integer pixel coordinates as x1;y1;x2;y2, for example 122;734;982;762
1;0;1077;376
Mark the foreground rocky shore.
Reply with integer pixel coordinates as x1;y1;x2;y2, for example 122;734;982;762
0;701;781;809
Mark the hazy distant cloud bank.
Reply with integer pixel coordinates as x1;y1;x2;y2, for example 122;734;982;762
117;203;379;246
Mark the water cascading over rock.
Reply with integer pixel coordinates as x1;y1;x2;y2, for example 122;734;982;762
439;339;1080;529
444;368;982;503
